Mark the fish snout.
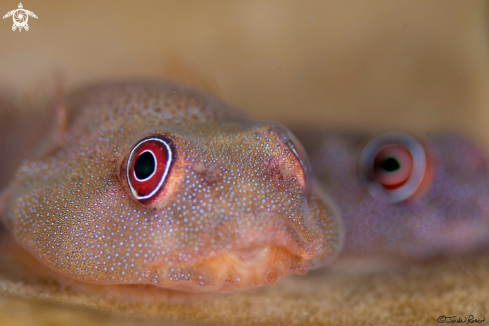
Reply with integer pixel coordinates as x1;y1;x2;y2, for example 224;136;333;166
132;123;343;292
242;122;313;195
144;123;343;292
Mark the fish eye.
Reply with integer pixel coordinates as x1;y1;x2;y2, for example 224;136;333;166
359;132;429;203
127;137;173;202
373;144;413;190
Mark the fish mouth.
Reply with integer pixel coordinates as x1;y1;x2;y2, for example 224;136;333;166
139;182;343;293
144;245;308;293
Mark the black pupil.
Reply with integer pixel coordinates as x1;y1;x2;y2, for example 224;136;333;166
381;157;400;172
134;152;156;180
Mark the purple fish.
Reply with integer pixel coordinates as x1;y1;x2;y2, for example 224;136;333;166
294;129;489;259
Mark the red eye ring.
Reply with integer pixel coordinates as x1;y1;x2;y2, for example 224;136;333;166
373;144;413;190
126;137;173;202
359;132;430;203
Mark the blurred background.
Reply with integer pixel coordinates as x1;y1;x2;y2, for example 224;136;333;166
1;0;489;324
2;0;489;134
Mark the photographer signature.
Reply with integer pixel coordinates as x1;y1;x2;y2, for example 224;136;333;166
438;315;486;324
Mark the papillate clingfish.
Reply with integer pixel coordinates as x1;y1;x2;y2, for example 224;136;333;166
0;82;342;293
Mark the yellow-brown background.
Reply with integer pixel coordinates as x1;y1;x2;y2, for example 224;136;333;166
2;1;489;135
1;1;489;325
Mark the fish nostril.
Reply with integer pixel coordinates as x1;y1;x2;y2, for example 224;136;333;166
280;128;313;196
282;130;311;177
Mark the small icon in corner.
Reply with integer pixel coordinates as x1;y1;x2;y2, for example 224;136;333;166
3;3;38;32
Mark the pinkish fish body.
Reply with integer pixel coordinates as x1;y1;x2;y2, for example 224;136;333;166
0;82;342;293
294;129;489;259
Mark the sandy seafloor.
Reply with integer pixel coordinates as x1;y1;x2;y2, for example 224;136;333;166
2;238;489;326
1;1;489;325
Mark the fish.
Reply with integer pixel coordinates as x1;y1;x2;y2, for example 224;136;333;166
0;81;343;293
293;129;489;260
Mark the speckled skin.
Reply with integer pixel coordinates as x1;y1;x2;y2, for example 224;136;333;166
295;130;489;259
0;82;342;293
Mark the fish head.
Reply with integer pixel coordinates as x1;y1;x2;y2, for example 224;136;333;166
2;82;342;292
305;130;489;259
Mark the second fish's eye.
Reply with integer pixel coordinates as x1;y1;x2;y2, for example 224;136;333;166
127;137;173;202
373;144;413;190
359;132;429;203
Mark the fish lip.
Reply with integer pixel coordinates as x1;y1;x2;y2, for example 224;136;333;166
143;245;306;293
